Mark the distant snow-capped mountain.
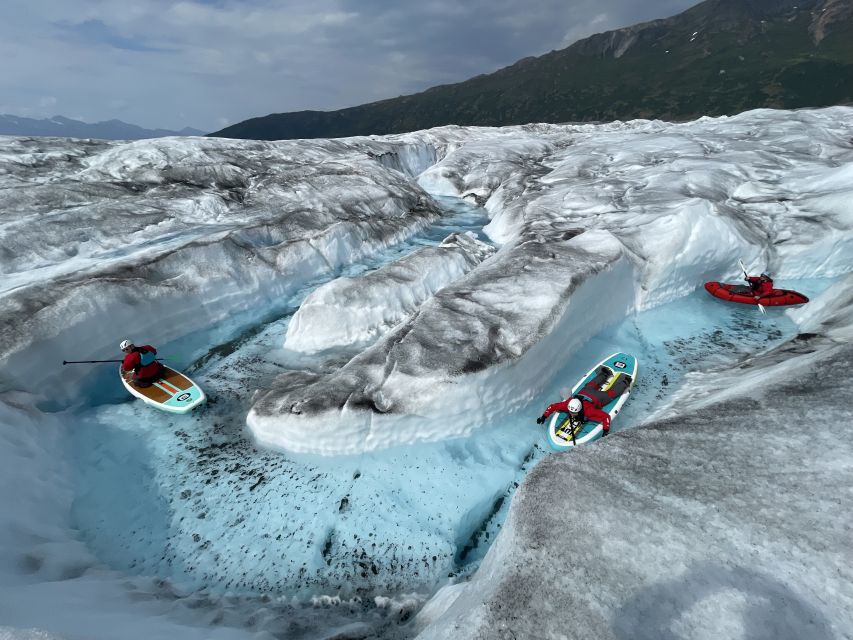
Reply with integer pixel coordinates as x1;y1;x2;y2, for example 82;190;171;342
0;114;206;139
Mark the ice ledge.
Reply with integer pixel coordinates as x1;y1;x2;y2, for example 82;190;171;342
284;232;496;354
247;230;637;455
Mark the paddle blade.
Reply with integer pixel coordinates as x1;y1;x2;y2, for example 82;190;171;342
738;258;749;280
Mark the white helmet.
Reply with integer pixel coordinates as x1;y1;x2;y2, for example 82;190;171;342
568;398;582;414
119;339;133;350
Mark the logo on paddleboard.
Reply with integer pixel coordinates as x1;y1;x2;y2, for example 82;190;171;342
614;361;626;369
177;393;190;401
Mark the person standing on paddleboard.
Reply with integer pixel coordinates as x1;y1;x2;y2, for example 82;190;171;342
120;339;162;388
536;367;632;437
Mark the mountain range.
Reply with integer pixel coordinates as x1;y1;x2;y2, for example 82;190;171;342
212;0;853;140
0;114;206;140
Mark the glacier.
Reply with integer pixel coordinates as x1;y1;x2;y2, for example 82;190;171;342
0;106;851;640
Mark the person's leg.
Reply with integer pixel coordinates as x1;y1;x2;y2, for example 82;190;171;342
605;373;631;399
133;373;158;388
580;368;614;405
581;370;609;394
580;388;610;407
583;374;631;405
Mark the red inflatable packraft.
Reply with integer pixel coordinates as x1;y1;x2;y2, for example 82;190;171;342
704;281;809;307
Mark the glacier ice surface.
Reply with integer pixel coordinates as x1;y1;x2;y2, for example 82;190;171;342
0;107;851;639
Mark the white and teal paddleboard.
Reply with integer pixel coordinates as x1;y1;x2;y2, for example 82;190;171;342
120;365;206;414
547;352;638;450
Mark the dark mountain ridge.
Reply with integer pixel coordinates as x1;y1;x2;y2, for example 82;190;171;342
212;0;853;140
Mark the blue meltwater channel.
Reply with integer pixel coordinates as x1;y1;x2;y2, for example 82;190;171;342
66;195;833;608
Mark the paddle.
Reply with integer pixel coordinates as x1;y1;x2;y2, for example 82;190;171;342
62;358;168;365
738;259;766;315
555;413;579;446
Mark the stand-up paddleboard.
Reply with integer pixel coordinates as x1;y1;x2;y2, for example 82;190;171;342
547;352;638;450
120;365;205;414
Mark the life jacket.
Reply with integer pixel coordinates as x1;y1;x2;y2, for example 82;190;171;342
134;347;156;371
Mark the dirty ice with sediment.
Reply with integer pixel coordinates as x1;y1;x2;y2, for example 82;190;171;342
0;107;851;640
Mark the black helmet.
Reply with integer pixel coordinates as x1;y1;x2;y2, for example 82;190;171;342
760;273;771;280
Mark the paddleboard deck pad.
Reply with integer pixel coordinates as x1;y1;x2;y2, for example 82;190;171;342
120;365;206;414
548;352;638;450
704;281;809;306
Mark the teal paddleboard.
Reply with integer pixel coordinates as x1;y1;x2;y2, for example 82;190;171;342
547;352;638;450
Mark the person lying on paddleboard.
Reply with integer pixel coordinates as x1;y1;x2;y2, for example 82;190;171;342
536;367;633;437
120;339;163;388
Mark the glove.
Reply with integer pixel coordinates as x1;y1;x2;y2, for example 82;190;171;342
536;415;546;424
601;429;609;437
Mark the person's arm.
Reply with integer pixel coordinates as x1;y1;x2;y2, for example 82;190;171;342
121;353;137;373
585;405;611;432
543;400;569;419
140;345;157;354
538;400;569;422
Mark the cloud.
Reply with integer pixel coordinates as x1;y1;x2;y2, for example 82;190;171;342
561;12;612;46
55;18;177;53
0;0;700;132
109;98;129;112
162;1;358;37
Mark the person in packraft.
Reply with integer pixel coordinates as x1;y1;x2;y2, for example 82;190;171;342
536;367;632;437
120;339;162;387
746;273;774;298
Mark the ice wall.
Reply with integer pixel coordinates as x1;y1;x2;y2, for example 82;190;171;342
0;136;444;404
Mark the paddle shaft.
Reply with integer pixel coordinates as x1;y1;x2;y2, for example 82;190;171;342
738;259;766;315
557;415;579;445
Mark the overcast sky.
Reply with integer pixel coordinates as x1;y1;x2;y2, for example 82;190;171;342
1;0;699;132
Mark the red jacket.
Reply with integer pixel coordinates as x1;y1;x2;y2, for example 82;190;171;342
747;277;774;297
543;398;611;432
122;345;160;379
